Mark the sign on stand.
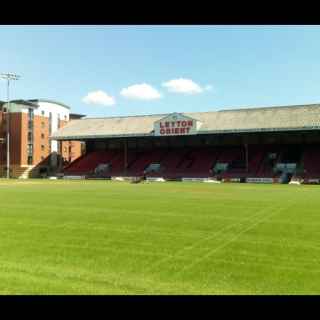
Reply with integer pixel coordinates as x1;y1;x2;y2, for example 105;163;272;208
154;113;201;136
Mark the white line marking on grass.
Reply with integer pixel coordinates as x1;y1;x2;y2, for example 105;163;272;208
227;247;320;269
180;206;287;272
146;205;281;272
186;256;320;275
234;237;320;255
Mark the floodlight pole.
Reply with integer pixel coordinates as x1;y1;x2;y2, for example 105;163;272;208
0;73;20;179
6;78;10;179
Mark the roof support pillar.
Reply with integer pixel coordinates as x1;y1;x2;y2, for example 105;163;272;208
124;138;128;175
245;142;249;173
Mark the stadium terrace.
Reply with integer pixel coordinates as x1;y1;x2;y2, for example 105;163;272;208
50;103;320;184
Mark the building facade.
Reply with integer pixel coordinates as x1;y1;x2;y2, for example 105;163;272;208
0;99;84;178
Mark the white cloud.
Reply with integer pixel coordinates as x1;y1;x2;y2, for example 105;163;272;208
162;78;212;95
204;84;213;91
82;90;115;106
120;83;161;100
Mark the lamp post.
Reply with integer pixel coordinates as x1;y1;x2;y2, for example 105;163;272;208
0;73;20;178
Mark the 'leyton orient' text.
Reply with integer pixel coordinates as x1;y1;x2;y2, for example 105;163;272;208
159;120;193;135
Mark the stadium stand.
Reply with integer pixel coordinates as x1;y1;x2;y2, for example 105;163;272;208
302;145;320;179
63;144;320;182
53;104;320;184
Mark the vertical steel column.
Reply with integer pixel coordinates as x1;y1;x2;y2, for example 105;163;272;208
124;138;128;175
0;73;20;178
6;79;10;178
245;142;249;172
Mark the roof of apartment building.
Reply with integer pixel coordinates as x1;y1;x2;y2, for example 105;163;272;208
51;103;320;140
2;99;71;110
28;99;71;110
10;100;39;107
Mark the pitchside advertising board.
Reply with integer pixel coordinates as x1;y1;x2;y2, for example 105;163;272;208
154;113;201;136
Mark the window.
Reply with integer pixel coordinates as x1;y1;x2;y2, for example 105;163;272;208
27;132;32;142
64;147;67;153
41;145;45;151
41;110;45;116
64;115;67;121
41;122;45;128
49;112;52;134
41;133;45;139
27;144;33;155
27;156;33;165
28;108;34;120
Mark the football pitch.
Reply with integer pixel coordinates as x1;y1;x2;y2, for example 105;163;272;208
0;179;319;294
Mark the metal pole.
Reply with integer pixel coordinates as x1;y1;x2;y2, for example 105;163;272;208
124;139;127;175
1;73;20;179
6;79;10;179
245;142;249;173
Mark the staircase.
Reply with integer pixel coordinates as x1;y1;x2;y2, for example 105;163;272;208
279;172;293;184
13;165;35;179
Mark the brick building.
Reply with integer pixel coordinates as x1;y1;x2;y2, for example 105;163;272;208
0;99;84;178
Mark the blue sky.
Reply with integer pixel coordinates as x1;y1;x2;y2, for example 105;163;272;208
1;25;320;117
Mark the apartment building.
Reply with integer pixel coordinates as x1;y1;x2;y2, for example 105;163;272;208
0;99;84;178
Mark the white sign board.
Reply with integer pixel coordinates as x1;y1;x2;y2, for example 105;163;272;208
182;177;208;182
63;175;85;180
154;113;201;136
246;177;274;184
146;177;165;182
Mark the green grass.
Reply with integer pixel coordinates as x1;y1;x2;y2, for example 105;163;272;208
0;179;319;294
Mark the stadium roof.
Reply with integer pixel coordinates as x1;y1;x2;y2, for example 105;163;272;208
51;103;320;140
70;113;86;119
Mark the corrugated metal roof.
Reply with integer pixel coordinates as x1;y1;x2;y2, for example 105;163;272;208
51;103;320;140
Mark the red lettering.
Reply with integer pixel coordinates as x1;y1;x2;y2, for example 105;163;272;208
160;122;164;128
186;127;190;133
166;128;171;134
188;120;193;126
177;121;181;127
180;128;185;134
165;122;169;128
181;121;187;127
160;128;165;134
175;128;179;134
171;122;175;127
